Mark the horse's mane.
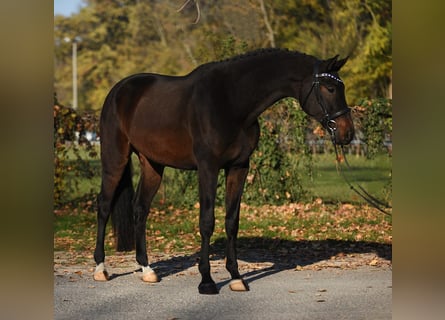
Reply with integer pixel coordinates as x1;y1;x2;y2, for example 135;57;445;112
193;48;312;73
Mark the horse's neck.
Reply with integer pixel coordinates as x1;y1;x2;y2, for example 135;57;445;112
233;56;312;125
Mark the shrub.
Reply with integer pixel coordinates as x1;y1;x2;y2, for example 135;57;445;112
349;98;392;203
53;95;99;208
356;98;392;159
245;98;312;205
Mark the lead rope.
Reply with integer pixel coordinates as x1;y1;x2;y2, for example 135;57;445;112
329;131;392;216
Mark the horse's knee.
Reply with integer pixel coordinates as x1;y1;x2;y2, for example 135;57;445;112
199;216;215;238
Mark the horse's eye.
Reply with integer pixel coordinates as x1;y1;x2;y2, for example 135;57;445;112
326;86;335;93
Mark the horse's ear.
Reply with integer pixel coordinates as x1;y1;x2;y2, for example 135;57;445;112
328;55;348;72
324;55;339;71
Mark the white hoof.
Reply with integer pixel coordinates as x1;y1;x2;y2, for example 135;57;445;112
141;266;158;283
93;263;109;281
229;279;249;291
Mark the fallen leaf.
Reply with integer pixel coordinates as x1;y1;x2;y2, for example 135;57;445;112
369;259;379;266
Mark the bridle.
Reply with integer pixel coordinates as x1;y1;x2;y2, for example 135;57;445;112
301;62;351;142
301;61;392;216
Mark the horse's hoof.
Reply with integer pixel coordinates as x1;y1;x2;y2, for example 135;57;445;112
93;263;109;281
198;282;219;295
93;270;109;281
229;279;249;292
142;270;158;283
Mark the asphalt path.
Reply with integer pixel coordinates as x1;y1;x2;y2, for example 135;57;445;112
54;259;391;320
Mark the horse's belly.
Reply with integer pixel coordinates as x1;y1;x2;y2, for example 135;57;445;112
130;131;197;170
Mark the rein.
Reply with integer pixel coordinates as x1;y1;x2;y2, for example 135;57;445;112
333;144;392;216
303;61;392;216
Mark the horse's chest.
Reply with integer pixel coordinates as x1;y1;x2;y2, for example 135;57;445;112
220;123;260;165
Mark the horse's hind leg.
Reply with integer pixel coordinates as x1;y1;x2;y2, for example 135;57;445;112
134;155;164;282
94;185;115;281
224;164;250;291
94;169;130;280
93;130;132;281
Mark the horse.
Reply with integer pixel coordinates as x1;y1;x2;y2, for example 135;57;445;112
93;48;354;294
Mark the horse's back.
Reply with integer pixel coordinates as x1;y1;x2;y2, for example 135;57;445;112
101;72;197;168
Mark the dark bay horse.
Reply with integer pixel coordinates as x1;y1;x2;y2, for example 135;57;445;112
93;48;354;294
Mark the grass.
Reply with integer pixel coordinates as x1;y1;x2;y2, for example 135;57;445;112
54;149;392;255
60;149;392;206
54;202;392;256
303;153;392;204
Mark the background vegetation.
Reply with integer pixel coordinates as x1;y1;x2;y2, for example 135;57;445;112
54;0;391;110
54;1;392;253
54;0;392;207
54;95;392;210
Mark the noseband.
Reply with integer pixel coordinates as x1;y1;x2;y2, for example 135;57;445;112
301;62;351;140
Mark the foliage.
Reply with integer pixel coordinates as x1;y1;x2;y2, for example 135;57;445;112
53;1;392;210
273;0;392;101
54;0;392;109
245;99;312;204
355;98;392;159
349;97;392;203
53;95;99;208
53;96;392;210
344;1;392;100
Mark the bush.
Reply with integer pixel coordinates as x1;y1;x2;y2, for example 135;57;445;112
245;98;312;205
54;95;99;208
350;98;392;203
356;98;392;159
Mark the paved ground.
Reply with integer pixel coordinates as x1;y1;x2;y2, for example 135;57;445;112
54;252;392;320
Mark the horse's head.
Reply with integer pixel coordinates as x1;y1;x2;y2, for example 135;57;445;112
300;55;354;145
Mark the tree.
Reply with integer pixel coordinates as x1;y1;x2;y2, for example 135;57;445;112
54;0;392;110
345;0;392;100
270;0;392;103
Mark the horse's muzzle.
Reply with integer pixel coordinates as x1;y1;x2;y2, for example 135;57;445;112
333;114;354;145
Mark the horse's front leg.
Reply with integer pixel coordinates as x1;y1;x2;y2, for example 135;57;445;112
225;164;250;291
197;163;219;294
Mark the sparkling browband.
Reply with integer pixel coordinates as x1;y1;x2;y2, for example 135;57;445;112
315;73;343;83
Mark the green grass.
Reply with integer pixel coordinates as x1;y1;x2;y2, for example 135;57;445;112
303;154;392;204
54;202;392;254
59;149;392;207
54;150;392;254
54;211;102;252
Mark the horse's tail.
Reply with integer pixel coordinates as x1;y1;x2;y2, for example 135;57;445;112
110;158;135;252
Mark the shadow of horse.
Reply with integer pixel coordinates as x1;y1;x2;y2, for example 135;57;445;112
143;237;391;289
